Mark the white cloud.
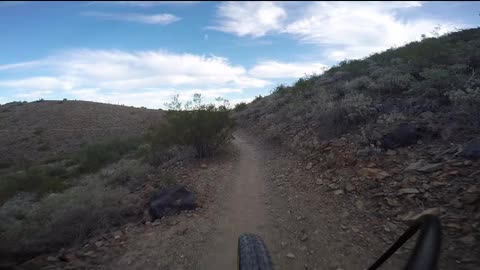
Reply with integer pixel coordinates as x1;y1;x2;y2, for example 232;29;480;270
208;1;287;37
15;90;53;99
0;61;41;71
0;49;274;108
210;1;466;61
0;77;73;91
283;2;463;61
249;60;326;79
82;11;180;25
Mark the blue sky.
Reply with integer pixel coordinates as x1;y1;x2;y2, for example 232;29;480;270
0;1;478;108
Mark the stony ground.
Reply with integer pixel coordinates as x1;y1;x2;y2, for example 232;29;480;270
17;131;423;270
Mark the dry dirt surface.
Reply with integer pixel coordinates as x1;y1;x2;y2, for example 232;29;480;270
27;132;464;270
0;100;164;165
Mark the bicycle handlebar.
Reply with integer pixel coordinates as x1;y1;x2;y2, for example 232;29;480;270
367;214;442;270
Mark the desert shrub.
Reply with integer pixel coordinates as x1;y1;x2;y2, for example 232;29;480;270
233;102;248;112
252;95;263;103
0;166;69;204
345;76;374;92
0;182;138;257
447;84;480;128
74;137;141;173
327;59;370;78
271;84;289;95
148;94;235;162
99;159;153;189
370;72;414;94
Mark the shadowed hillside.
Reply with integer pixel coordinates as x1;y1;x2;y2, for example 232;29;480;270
0;100;165;167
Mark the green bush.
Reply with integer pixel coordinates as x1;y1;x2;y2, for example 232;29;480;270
149;94;235;161
0;167;68;203
74;138;141;174
0;183;137;257
233;102;248;112
448;84;480;127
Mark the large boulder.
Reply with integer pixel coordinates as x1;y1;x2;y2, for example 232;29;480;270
380;123;420;149
148;185;197;221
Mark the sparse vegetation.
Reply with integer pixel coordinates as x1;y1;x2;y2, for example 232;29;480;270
237;27;480;144
74;137;142;174
233;102;248;112
148;94;235;163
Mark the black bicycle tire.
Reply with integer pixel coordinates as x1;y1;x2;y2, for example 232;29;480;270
238;233;274;270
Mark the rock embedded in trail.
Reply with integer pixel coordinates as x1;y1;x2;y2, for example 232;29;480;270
416;163;443;173
148;185;197;221
405;160;443;173
398;188;420;195
358;167;391;180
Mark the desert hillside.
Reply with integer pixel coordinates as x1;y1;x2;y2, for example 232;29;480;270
235;27;480;267
0;100;165;166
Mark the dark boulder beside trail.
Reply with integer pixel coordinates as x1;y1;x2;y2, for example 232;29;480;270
148;185;197;221
380;123;421;149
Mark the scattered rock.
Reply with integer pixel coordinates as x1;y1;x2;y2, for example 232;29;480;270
406;160;423;171
398;207;441;221
305;162;313;170
83;251;95;258
416;163;443;173
300;233;308;241
357;147;371;157
405;160;442;173
385;222;398;232
94;241;103;248
358;168;390;180
345;183;355;192
200;163;207;168
386;149;397;156
286;253;296;259
149;185;197;221
398;188;420;195
334;189;344;195
46;256;58;262
315;178;323;185
459;235;476;246
355;200;364;210
281;241;287;248
386;198;400;207
327;183;339;190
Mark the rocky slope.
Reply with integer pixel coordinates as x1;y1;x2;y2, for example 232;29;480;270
236;27;480;269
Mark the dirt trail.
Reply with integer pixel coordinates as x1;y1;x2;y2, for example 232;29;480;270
198;135;268;269
38;132;408;270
